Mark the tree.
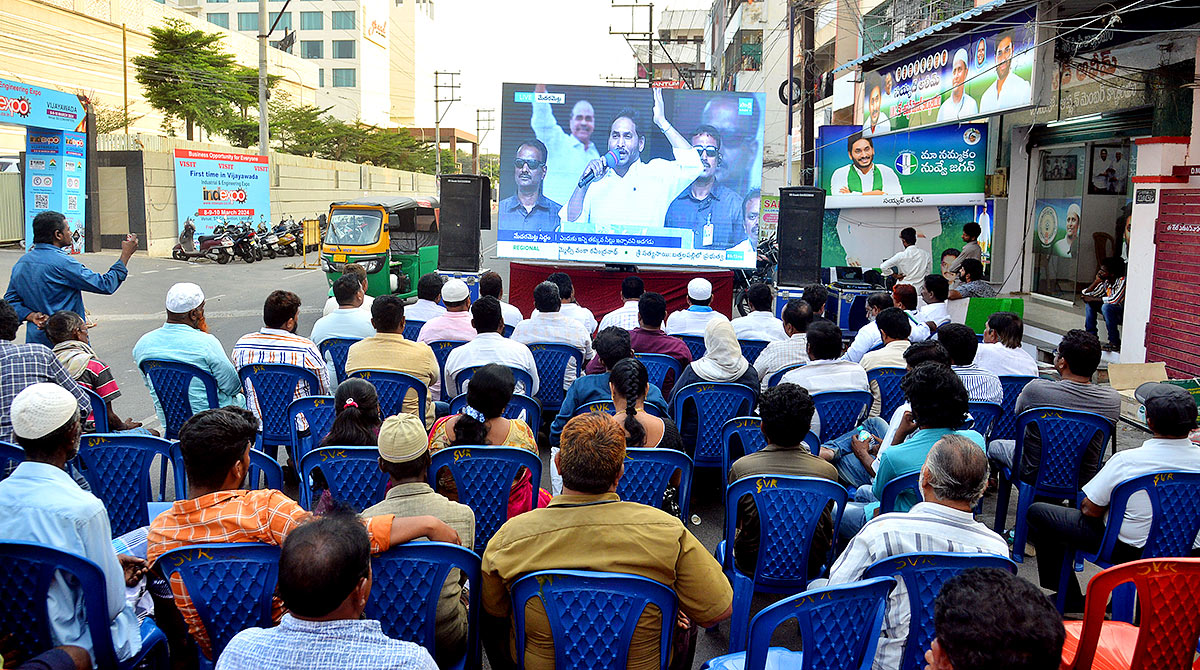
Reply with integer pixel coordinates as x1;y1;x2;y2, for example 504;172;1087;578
133;19;257;140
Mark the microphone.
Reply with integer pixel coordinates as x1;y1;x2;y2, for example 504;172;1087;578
578;150;619;189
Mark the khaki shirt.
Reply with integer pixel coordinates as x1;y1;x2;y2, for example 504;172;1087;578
860;339;911;417
481;492;732;670
363;482;475;658
344;333;439;425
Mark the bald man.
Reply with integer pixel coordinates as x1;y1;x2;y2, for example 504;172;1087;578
531;84;601;205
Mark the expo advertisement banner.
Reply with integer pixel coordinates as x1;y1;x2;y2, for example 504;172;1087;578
173;149;271;236
860;7;1037;136
817;123;986;209
0;78;88;133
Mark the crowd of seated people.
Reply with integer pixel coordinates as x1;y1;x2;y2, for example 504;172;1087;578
2;264;1191;670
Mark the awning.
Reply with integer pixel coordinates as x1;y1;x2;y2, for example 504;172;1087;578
833;0;1024;73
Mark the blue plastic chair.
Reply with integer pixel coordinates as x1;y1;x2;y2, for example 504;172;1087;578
428;340;468;401
350;369;429;427
511;570;677;670
992;375;1037;442
1;440;25;481
155;543;280;664
318;337;360;385
577;400;616;415
83;387;110;433
527;343;584;415
635;353;684;392
721;416;768;478
866;367;907;420
811;390;872;444
993;407;1114;562
454;365;535;399
430;446;542;552
767;362;806;387
0;541;168;670
75;433;175;537
403;319;425;342
617;448;694;521
1071;471;1200;618
672;382;756;468
170;443;281;495
502;324;515;338
966;401;1003;441
287;395;336;464
719;475;849;652
738;339;770;366
366;541;481;670
679;334;707;359
139;359;221;440
863;552;1018;670
238;363;323;456
449;393;541;425
299;446;389;511
702;577;894;670
879;471;920;515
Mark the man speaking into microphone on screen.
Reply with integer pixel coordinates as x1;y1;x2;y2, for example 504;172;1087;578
564;89;703;232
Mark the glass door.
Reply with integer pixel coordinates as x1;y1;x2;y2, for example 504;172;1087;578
1030;145;1087;301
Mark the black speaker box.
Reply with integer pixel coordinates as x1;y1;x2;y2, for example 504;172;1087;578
438;174;489;272
776;186;825;287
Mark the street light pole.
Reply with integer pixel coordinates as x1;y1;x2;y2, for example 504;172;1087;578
257;0;269;156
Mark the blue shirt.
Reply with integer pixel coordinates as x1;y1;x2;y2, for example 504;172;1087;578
4;244;129;348
872;428;985;513
498;193;562;233
216;614;437;670
664;184;746;250
132;323;244;428
549;372;670;447
0;462;141;663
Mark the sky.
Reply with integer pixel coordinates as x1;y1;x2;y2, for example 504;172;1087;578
429;0;711;153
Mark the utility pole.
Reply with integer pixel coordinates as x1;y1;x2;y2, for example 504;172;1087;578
611;1;655;86
433;71;460;184
801;0;815;185
784;0;795;187
475;108;494;174
257;0;268;155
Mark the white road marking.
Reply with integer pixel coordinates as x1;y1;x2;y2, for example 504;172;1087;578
141;270;159;274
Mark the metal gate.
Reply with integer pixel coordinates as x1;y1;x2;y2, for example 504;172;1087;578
1145;189;1200;377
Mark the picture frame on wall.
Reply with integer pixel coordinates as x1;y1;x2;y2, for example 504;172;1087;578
1041;154;1078;182
1089;145;1129;194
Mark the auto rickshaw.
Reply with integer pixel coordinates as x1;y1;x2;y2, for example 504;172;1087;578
320;196;439;299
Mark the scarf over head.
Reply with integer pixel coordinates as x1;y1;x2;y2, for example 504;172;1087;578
691;318;749;382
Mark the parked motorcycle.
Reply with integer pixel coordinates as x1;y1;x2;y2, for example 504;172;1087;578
172;220;234;264
275;219;298;257
733;233;780;316
257;223;278;259
229;223;258;263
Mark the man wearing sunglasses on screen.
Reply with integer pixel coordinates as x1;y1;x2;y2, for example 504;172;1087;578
498;139;562;233
564;89;703;231
664;126;745;250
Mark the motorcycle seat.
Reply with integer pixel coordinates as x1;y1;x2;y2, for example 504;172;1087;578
197;234;219;243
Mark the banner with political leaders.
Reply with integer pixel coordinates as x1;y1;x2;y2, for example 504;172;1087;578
1033;197;1083;258
173;149;271;236
817;123;986;209
860;7;1037;136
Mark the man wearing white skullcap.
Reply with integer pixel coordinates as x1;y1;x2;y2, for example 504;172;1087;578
417;278;479;345
665;277;730;336
0;383;148;664
132;283;244;433
937;48;980;122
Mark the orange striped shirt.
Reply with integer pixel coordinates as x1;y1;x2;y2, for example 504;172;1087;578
147;489;394;658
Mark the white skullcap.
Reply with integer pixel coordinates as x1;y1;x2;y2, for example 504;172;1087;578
1067;203;1082;220
11;383;80;440
165;283;205;313
441;278;469;303
953;48;969;67
688;278;713;301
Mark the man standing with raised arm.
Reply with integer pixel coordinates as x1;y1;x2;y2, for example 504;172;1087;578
530;85;600;206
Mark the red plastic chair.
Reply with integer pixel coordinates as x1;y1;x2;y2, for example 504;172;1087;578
1061;558;1200;670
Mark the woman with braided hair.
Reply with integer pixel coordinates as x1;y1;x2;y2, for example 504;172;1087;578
609;357;683;452
428;364;549;516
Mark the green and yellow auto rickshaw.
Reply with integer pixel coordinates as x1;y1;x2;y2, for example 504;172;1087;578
320;196;439;298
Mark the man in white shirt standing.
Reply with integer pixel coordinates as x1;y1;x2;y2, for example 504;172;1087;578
564;89;704;230
478;271;523;330
880;227;931;289
1028;382;1200;612
935;49;980;122
444;297;538;398
322;263;374;316
406;273;447;324
973;312;1038;377
417;279;476;344
597;275;645;332
530;84;600;207
755;299;812;390
782;320;870;438
978;30;1032;114
731;282;786;342
512;282;593;392
310;275;377;381
665;278;729;336
830;134;903;196
534;272;596;335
